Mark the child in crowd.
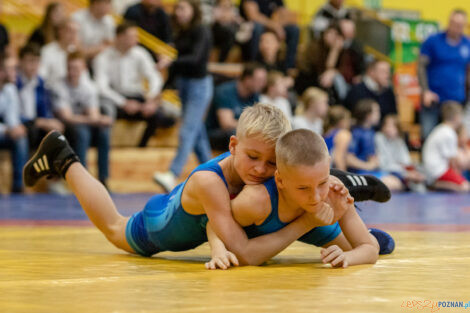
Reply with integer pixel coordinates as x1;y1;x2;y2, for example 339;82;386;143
292;87;328;135
374;114;426;191
457;126;470;180
260;71;292;120
206;129;394;270
347;99;403;191
423;101;470;192
212;0;242;62
323;105;352;171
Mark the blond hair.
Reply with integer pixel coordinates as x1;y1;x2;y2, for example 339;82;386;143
236;103;292;144
441;101;463;122
297;87;328;115
276;129;329;167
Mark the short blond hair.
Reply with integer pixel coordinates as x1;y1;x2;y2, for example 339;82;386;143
276;129;329;167
236;103;292;144
297;87;328;114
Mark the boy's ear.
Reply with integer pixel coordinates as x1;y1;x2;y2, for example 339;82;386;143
274;169;284;188
229;135;238;154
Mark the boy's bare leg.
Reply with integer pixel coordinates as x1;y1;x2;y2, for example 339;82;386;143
65;163;134;253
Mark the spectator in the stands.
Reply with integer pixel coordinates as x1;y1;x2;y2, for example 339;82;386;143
323;105;351;170
124;0;173;44
16;44;64;147
72;0;115;60
3;55;17;84
206;62;267;151
256;30;286;73
211;0;241;62
260;71;292;120
0;56;29;193
240;0;299;71
418;9;470;139
347;98;403;191
345;59;397;123
52;51;112;186
153;0;215;192
422;101;469;192
292;87;328;135
375;114;426;191
94;22;172;147
39;19;81;85
1;22;11;57
295;23;347;103
337;19;365;85
27;2;66;48
310;0;351;39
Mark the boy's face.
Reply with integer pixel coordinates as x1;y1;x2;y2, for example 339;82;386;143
230;135;277;185
20;54;40;79
369;104;381;126
276;157;330;213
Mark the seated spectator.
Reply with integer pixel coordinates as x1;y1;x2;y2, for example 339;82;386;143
212;0;241;62
0;57;28;193
39;19;81;85
295;24;347;103
27;2;65;48
375;114;426;191
310;0;351;39
51;51;111;186
72;0;115;60
256;30;286;73
292;87;328;135
260;71;292;120
16;44;64;147
345;60;397;123
347;99;403;191
3;55;17;84
240;0;299;71
94;22;172;147
124;0;172;46
422;101;470;192
457;125;470;177
323;105;351;170
206;63;267;150
0;22;10;57
337;19;365;85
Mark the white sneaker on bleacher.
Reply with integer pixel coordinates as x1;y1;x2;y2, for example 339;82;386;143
153;171;177;193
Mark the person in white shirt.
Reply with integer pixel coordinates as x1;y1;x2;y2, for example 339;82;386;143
39;19;81;85
52;51;112;186
93;22;172;147
72;0;115;60
16;44;64;147
0;56;29;193
259;71;292;120
292;87;328;135
422;101;470;192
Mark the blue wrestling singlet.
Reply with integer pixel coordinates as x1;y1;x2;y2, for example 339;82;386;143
244;178;342;247
126;152;230;256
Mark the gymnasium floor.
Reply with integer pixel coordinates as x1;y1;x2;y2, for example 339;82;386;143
1;192;470;313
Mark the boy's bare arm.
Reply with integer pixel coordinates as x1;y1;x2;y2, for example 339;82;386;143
322;207;379;267
194;174;317;266
205;222;239;270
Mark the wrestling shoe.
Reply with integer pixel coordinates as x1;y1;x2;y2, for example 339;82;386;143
23;131;80;187
153;171;177;193
330;169;391;203
369;228;395;255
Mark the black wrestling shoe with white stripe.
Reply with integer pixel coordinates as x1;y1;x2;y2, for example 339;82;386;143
23;131;80;187
330;169;391;203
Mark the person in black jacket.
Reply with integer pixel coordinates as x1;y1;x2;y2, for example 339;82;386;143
153;0;214;192
344;60;397;123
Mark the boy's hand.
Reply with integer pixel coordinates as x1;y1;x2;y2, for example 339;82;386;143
327;176;354;222
205;251;239;270
303;202;335;227
321;245;349;268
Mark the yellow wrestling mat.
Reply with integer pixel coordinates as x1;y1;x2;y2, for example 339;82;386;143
1;227;469;313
